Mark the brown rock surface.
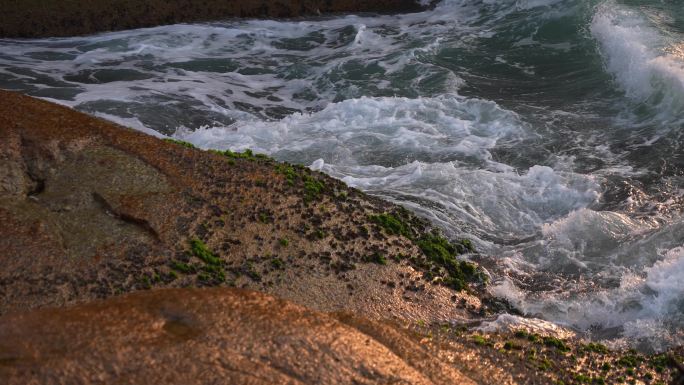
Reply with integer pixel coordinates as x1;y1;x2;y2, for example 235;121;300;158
0;89;487;322
2;278;680;385
0;287;475;385
0;0;427;38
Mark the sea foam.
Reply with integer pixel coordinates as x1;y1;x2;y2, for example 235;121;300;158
591;0;684;124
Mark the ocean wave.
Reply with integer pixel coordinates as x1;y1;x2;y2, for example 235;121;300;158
491;216;684;351
176;94;525;166
591;0;684;125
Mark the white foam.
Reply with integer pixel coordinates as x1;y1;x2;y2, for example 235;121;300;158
591;0;684;123
534;209;654;270
178;94;527;166
178;95;600;247
0;3;491;121
328;162;599;240
0;0;576;125
491;241;684;351
477;313;576;339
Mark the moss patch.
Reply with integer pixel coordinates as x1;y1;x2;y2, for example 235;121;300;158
171;261;194;274
190;238;221;266
275;164;298;186
365;252;388;265
369;213;411;238
167;239;226;285
303;175;325;203
583;342;610;354
415;233;482;291
472;334;487;346
543;336;570;353
163;138;196;149
271;258;284;269
368;210;485;292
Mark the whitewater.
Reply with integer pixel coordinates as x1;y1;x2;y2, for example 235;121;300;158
1;0;683;351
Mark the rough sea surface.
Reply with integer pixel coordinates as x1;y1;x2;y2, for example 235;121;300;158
1;0;683;351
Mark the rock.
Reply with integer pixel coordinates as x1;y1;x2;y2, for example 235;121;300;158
0;287;475;385
0;89;484;323
0;0;427;38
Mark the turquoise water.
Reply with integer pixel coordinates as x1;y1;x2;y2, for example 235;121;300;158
1;0;683;351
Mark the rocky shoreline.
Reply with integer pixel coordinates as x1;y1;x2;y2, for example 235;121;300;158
1;90;683;384
0;0;428;38
0;89;491;317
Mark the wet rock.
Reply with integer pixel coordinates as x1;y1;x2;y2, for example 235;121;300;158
0;0;427;38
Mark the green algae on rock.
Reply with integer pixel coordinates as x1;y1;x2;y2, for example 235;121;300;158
409;323;684;385
0;90;488;324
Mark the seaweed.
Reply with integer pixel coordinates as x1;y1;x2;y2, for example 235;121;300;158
190;238;221;266
369;213;412;238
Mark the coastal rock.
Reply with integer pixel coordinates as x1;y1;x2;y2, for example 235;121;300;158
0;287;475;385
0;90;485;322
4;285;679;385
0;89;681;385
0;0;427;38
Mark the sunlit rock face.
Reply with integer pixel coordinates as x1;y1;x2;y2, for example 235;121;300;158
0;287;474;385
